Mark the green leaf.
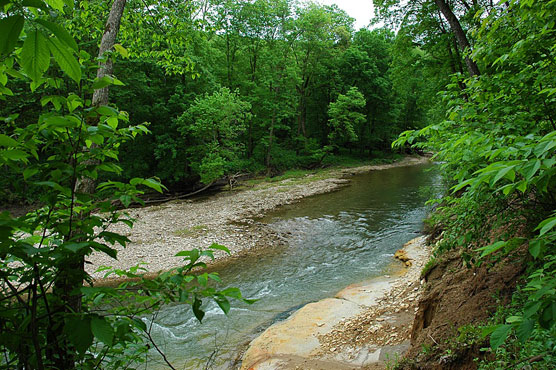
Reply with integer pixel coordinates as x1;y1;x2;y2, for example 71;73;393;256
119;194;132;207
91;316;114;345
516;319;534;342
22;0;49;10
113;43;129;58
43;115;80;129
524;301;542;318
477;241;507;258
451;178;474;193
106;116;118;129
1;149;29;161
20;30;50;81
23;167;38;180
490;324;512;349
47;37;81;83
516;180;527;194
481;325;498;338
65;317;93;354
0;16;24;56
96;105;118;116
537;216;556;236
142;178;164;192
63;242;89;253
44;0;64;12
492;165;515;185
540;302;556;329
215;296;230;314
92;76;115;90
209;243;230;254
197;273;208;286
220;287;243;300
192;296;204;322
0;134;17;147
36;19;78;51
524;159;541;181
529;239;543;258
132;318;147;332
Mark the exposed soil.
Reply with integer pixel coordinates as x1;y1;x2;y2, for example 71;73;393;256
394;240;528;369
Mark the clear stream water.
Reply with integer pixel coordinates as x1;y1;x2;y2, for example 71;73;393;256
143;163;442;369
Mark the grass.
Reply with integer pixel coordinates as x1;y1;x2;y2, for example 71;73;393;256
172;225;208;237
242;152;405;188
421;257;437;279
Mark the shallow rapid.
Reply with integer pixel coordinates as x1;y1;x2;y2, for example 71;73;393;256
143;163;442;369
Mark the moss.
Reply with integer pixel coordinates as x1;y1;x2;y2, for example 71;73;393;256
420;257;437;279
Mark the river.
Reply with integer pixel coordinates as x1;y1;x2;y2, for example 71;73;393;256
141;163;442;369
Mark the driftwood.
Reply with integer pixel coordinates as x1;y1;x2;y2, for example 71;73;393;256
141;181;216;205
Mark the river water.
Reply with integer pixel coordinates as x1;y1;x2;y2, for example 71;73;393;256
142;163;442;369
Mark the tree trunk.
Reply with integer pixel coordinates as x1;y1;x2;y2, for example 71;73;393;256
78;0;127;196
92;0;127;107
434;0;480;77
266;112;275;173
51;1;127;366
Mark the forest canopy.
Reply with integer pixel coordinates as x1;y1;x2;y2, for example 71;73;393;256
1;0;435;200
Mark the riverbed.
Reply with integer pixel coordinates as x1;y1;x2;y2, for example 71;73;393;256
133;161;442;369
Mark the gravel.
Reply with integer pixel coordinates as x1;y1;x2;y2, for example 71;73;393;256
87;156;429;280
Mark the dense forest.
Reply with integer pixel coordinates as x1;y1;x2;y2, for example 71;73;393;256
0;0;555;369
1;0;437;199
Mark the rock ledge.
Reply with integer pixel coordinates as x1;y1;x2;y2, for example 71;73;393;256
240;236;430;370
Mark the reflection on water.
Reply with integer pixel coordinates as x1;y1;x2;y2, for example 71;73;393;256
143;164;442;369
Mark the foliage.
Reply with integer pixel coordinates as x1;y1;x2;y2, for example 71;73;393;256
392;0;556;360
0;1;251;368
472;286;556;369
327;86;367;149
176;87;252;184
66;0;425;190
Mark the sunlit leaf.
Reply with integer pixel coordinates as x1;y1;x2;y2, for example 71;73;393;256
20;30;50;81
47;37;81;83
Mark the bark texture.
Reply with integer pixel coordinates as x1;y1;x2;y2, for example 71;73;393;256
77;0;127;195
93;0;127;107
434;0;480;77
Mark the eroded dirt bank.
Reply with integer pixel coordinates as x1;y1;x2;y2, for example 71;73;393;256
393;238;526;369
87;156;429;279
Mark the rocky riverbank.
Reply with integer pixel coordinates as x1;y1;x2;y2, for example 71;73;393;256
87;156;429;279
240;236;430;370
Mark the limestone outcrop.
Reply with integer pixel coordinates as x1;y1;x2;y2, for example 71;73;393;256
240;236;430;370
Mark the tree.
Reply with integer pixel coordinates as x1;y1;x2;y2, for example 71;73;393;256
176;87;252;184
339;29;397;153
433;0;479;77
393;0;556;360
373;0;482;78
0;1;250;368
290;3;354;139
327;87;367;151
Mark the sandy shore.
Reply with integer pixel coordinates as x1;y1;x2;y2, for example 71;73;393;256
87;156;429;280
